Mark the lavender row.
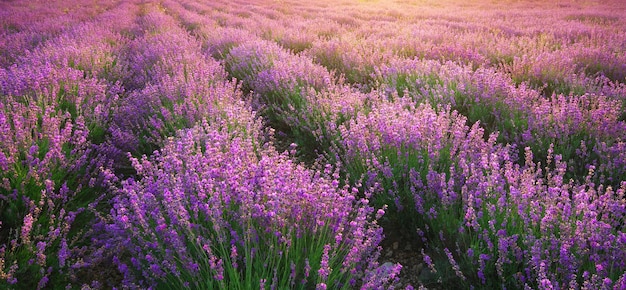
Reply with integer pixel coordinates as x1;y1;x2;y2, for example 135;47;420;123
100;5;240;170
161;0;344;157
0;1;146;287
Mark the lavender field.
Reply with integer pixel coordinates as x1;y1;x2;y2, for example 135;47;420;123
1;0;625;289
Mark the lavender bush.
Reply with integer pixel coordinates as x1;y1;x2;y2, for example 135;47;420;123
331;96;626;288
105;119;399;289
0;67;109;289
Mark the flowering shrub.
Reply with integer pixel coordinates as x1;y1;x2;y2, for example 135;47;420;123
0;68;107;290
332;97;626;288
335;97;503;221
106;119;399;289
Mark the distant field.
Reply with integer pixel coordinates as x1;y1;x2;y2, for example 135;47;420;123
1;0;625;289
